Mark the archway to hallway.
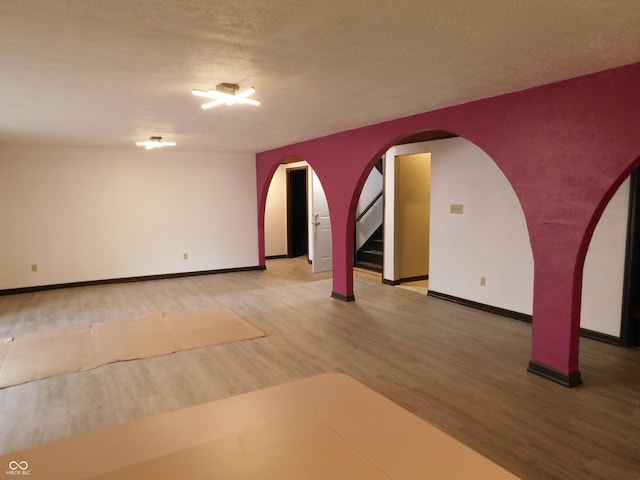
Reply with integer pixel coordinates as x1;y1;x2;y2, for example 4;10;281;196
352;130;535;326
263;157;333;273
354;131;456;283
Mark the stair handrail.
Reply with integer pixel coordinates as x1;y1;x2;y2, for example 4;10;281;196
356;191;383;222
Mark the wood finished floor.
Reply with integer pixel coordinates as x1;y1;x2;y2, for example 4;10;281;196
0;257;638;479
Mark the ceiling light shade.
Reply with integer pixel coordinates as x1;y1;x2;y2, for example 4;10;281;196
192;83;260;109
135;136;176;150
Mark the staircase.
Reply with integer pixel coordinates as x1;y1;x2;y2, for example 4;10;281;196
356;225;383;272
355;159;384;273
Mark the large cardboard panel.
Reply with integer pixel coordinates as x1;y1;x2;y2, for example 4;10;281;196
0;374;335;478
0;326;94;388
315;374;513;479
0;339;11;370
163;308;265;349
92;312;177;364
0;308;265;389
0;373;519;479
86;419;389;480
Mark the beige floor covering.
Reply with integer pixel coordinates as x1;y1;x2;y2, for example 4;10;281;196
0;373;519;479
0;307;265;389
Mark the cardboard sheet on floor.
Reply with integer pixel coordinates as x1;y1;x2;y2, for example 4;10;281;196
0;373;519;479
92;312;173;364
0;325;96;385
162;308;265;349
0;308;265;389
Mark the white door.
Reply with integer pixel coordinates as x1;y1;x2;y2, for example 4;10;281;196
311;171;332;273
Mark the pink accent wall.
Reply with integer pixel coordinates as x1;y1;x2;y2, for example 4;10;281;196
256;63;640;378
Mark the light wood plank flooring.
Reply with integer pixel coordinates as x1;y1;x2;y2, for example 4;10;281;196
0;257;638;479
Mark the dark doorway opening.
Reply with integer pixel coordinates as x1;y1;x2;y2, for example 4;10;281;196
287;167;308;258
622;168;640;346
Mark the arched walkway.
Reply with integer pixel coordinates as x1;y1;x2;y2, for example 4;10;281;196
369;135;533;316
256;63;640;386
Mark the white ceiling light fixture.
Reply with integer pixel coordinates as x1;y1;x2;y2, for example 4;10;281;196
192;83;260;109
135;136;177;150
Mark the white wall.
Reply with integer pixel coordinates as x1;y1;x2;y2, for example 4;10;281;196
383;136;629;336
580;179;629;336
384;138;534;312
428;138;534;314
383;147;396;277
0;145;258;289
264;163;289;257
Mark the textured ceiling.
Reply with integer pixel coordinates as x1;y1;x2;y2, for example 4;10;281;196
1;0;639;153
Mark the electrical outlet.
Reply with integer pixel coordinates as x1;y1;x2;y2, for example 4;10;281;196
480;276;486;286
183;253;188;260
450;204;464;214
31;264;38;272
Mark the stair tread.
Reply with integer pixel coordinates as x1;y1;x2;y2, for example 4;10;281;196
355;261;382;272
362;249;382;255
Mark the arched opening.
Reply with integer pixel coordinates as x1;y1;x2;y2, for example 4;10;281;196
353;130;458;285
580;177;630;341
263;156;333;273
352;130;535;321
581;156;640;347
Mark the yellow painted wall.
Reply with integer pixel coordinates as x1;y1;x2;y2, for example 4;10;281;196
394;153;430;279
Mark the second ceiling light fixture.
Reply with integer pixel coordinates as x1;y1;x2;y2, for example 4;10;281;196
192;83;260;109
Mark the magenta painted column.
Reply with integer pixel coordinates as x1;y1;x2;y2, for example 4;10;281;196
313;155;364;302
526;230;585;386
327;189;357;301
329;232;355;301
